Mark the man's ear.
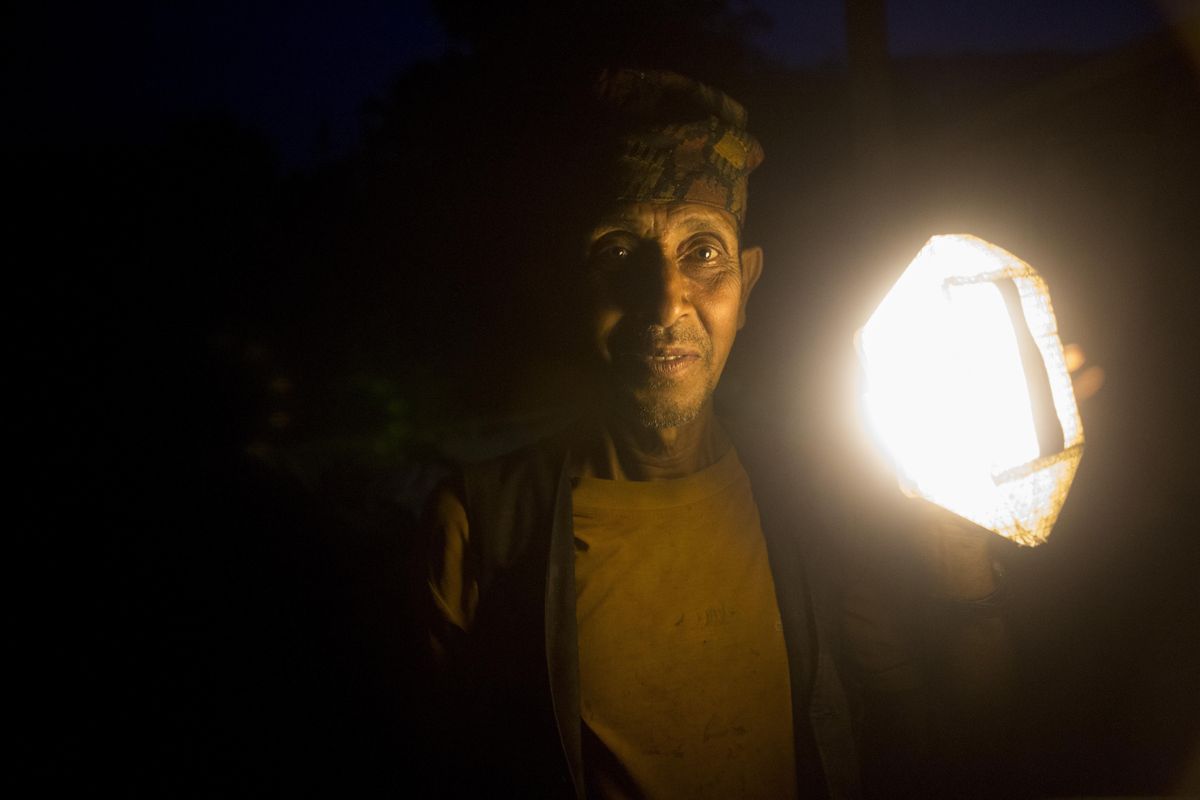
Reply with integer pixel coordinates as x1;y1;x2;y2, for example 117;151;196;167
738;245;764;330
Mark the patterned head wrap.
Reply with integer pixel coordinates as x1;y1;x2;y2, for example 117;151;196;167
591;68;764;227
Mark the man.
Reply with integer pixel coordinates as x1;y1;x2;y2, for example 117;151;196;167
426;69;1009;799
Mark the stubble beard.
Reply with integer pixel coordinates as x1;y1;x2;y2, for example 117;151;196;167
627;373;716;429
610;327;717;430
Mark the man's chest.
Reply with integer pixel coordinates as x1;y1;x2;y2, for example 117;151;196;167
571;481;798;798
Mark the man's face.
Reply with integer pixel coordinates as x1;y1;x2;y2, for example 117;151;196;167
583;201;761;430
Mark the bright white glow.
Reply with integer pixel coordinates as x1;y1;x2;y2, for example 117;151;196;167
858;235;1084;546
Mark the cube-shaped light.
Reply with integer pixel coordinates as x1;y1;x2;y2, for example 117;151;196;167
857;234;1084;546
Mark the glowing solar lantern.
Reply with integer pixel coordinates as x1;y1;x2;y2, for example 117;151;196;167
857;234;1084;546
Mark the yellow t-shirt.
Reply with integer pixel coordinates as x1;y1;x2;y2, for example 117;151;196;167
573;447;798;799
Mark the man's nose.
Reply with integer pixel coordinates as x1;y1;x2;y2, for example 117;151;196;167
635;249;689;328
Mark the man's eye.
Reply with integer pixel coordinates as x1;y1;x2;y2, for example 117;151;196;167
692;245;721;262
594;244;631;264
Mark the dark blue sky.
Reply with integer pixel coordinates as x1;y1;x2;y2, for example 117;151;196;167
757;0;1175;64
141;0;1178;166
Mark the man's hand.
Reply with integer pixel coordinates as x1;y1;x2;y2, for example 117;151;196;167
912;340;1100;589
1065;342;1104;403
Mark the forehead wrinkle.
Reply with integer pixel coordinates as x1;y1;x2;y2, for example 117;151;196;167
675;215;735;240
666;203;738;237
589;204;738;245
590;216;644;238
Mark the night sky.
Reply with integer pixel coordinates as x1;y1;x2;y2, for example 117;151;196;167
133;0;1179;165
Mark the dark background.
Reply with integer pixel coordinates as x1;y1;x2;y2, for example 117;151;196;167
20;0;1199;795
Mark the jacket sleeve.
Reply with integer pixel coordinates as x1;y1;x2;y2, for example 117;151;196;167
424;478;479;665
838;514;1017;797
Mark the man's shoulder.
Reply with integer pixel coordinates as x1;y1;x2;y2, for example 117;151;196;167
439;424;582;569
457;425;575;495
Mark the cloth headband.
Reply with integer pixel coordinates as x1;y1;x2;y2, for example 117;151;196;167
592;69;765;226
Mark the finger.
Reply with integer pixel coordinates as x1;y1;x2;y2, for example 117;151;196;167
1063;342;1086;373
1072;365;1105;401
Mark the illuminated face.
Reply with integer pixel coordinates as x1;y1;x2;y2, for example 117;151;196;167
584;201;759;429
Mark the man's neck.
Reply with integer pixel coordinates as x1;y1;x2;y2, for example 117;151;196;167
577;405;732;481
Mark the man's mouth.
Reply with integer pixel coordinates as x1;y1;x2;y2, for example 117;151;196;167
630;348;701;376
